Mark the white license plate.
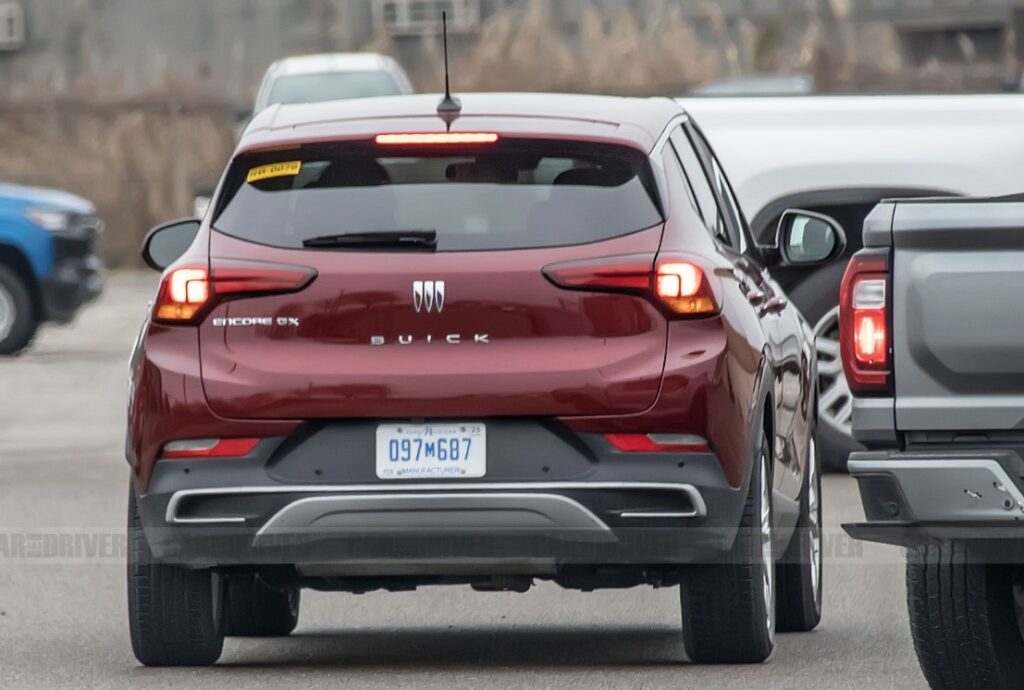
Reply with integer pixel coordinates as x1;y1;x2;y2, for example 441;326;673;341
376;424;486;479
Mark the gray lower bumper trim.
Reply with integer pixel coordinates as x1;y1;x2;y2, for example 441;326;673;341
254;493;617;544
164;481;708;526
849;458;1024;521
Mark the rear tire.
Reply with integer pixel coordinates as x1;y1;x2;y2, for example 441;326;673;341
776;431;823;632
906;542;1024;689
0;265;36;355
127;487;225;667
225;573;300;637
681;428;775;664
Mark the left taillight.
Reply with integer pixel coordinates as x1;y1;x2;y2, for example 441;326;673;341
839;251;891;393
543;253;719;318
153;260;316;325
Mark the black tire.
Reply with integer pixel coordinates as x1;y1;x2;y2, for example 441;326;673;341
225;573;300;637
818;420;858;473
0;264;37;355
127;487;225;667
681;427;775;664
906;542;1024;689
776;429;823;632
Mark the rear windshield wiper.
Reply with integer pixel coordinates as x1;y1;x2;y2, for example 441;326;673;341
302;230;438;251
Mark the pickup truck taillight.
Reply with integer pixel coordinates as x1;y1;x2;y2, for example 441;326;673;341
839;252;891;393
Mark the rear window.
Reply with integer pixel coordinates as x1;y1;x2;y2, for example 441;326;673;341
213;139;663;252
267;71;404;106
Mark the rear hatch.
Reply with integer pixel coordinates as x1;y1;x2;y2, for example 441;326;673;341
890;196;1024;431
200;135;669;420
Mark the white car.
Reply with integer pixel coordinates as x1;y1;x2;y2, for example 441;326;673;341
680;94;1024;468
195;53;416;218
253;52;414;113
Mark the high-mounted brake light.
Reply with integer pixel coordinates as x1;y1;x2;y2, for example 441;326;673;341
840;252;891;392
375;133;500;146
542;254;719;318
153;260;316;325
161;438;261;459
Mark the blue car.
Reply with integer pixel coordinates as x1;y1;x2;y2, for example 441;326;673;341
0;183;104;354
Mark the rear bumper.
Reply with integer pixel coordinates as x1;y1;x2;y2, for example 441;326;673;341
844;449;1024;547
135;428;748;572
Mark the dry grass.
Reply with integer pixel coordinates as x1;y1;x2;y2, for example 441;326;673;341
0;1;1010;265
0;101;235;266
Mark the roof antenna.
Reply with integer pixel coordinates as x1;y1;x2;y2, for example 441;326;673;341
436;11;462;127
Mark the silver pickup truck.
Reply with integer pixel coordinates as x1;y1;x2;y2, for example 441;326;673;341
843;195;1024;689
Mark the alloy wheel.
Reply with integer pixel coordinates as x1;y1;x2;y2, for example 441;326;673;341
760;449;775;643
814;307;852;436
807;437;823;610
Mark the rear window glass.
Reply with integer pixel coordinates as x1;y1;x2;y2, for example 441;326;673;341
267;71;404;106
213;139;663;252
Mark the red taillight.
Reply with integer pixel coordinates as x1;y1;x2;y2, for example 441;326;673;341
543;254;719;318
840;252;890;392
156;267;210;322
153;260;316;325
605;433;709;453
654;261;717;316
161;438;261;459
375;132;500;146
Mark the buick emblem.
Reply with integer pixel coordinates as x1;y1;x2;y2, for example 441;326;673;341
413;281;445;314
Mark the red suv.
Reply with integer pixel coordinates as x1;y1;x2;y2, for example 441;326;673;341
127;94;842;666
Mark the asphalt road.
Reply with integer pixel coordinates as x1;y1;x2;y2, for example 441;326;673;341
0;272;925;689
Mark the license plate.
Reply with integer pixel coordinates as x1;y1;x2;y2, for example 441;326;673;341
376;424;486;479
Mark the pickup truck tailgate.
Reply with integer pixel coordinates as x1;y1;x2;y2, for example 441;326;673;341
890;197;1024;431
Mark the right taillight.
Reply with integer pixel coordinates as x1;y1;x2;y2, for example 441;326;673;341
654;261;718;316
542;253;719;318
840;252;891;393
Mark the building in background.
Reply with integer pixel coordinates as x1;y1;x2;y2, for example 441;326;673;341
2;0;1024;267
1;0;1023;98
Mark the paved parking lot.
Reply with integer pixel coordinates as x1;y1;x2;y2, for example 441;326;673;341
0;273;925;688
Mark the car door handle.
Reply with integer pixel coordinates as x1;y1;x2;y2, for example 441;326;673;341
746;289;766;306
760;296;788;315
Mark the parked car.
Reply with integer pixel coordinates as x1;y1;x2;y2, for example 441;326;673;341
842;194;1024;689
127;93;845;667
0;183;103;354
689;74;815;97
679;94;1024;469
251;52;413;115
194;52;418;218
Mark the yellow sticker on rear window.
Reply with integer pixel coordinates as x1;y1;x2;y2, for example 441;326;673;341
246;161;302;184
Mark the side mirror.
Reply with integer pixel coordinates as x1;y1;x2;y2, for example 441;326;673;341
141;218;201;271
776;210;847;266
234;105;253;123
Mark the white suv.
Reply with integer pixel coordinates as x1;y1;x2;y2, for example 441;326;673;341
253;52;414;113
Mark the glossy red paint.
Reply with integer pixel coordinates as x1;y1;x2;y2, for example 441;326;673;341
200;227;668;420
238;94;681;156
127;324;299;491
128;93;815;503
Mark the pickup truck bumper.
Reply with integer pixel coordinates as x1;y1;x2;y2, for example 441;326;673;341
40;220;104;323
844;449;1024;547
